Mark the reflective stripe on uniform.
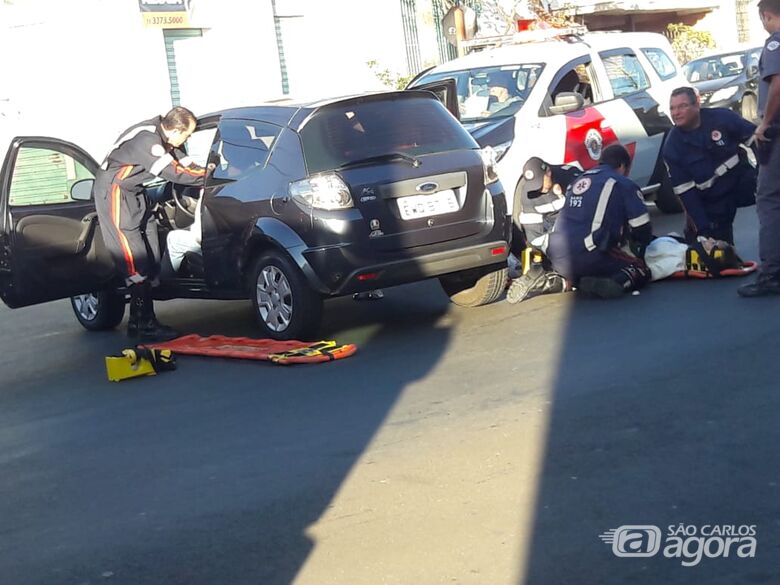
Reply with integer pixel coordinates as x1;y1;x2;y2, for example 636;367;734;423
673;181;696;195
534;198;566;214
150;153;174;176
111;165;138;276
519;212;543;224
694;153;741;191
628;212;651;227
584;178;616;252
172;159;207;177
100;125;157;170
531;233;549;251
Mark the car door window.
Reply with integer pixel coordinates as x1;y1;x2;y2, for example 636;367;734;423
601;52;650;97
542;59;596;116
214;120;281;180
185;127;218;167
9;147;94;207
641;48;677;81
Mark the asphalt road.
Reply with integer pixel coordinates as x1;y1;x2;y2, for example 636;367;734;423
1;207;779;585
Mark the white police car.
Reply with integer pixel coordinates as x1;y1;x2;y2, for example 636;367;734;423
408;30;688;214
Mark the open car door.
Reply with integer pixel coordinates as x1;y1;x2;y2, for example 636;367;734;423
409;78;460;121
0;137;116;308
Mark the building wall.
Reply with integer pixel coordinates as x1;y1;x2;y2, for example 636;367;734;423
0;0;421;159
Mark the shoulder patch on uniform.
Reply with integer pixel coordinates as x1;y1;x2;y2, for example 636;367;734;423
768;40;780;51
571;177;591;195
711;130;722;141
151;144;166;157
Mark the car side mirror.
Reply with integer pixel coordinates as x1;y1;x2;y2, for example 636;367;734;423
70;178;94;201
549;92;585;115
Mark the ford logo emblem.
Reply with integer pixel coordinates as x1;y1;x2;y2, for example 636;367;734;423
416;182;439;193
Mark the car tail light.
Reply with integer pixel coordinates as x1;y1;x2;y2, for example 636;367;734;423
290;173;354;210
480;146;500;185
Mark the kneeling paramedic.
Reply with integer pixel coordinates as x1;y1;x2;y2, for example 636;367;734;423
546;144;653;299
663;86;756;245
513;156;582;253
507;157;581;302
94;106;206;341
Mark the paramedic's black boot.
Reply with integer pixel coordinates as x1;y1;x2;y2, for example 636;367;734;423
578;276;625;299
738;275;780;297
127;282;179;341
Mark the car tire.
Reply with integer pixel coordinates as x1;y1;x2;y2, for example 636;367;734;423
654;169;683;214
439;267;508;307
250;251;323;341
741;93;758;124
70;290;126;331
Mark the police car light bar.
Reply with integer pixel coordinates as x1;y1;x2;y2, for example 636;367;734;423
461;25;589;53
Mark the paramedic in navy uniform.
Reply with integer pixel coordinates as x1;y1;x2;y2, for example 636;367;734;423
663;86;756;246
546;144;653;299
739;0;780;296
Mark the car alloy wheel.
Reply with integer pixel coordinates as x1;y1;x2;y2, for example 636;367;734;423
72;293;100;322
255;265;294;332
69;290;126;331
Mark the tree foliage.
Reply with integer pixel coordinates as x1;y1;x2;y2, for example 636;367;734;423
366;60;415;90
666;23;716;64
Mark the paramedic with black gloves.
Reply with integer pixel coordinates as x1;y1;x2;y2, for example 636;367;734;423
94;106;206;341
663;86;756;245
513;156;581;253
546;144;653;299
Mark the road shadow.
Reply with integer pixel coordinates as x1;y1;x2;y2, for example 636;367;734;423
0;280;453;585
519;210;780;584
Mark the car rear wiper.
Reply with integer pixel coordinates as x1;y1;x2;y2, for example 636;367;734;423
338;152;421;170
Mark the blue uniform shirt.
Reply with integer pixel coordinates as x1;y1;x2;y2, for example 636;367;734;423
759;31;780;123
662;108;755;231
550;164;650;254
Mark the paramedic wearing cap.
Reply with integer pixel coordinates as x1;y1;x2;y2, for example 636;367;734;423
739;0;780;297
94;106;206;341
663;86;756;245
513;157;581;253
546;144;653;298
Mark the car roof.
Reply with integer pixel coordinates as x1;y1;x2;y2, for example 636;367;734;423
428;31;671;73
204;91;438;130
688;44;763;62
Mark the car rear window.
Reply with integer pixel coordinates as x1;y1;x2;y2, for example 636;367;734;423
299;96;478;174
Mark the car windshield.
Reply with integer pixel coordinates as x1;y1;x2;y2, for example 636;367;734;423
414;63;544;123
299;96;478;174
684;52;750;82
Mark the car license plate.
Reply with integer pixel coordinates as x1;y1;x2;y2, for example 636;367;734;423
397;190;459;220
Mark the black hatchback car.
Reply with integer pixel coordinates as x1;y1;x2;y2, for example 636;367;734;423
684;46;762;123
0;90;510;340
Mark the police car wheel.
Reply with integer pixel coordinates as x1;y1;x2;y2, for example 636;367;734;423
440;267;508;307
70;290;126;331
250;251;323;341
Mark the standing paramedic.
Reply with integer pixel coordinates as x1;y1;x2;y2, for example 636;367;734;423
739;0;780;297
663;86;756;246
94;106;206;340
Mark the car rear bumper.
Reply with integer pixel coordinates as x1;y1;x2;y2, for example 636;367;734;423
304;239;509;296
